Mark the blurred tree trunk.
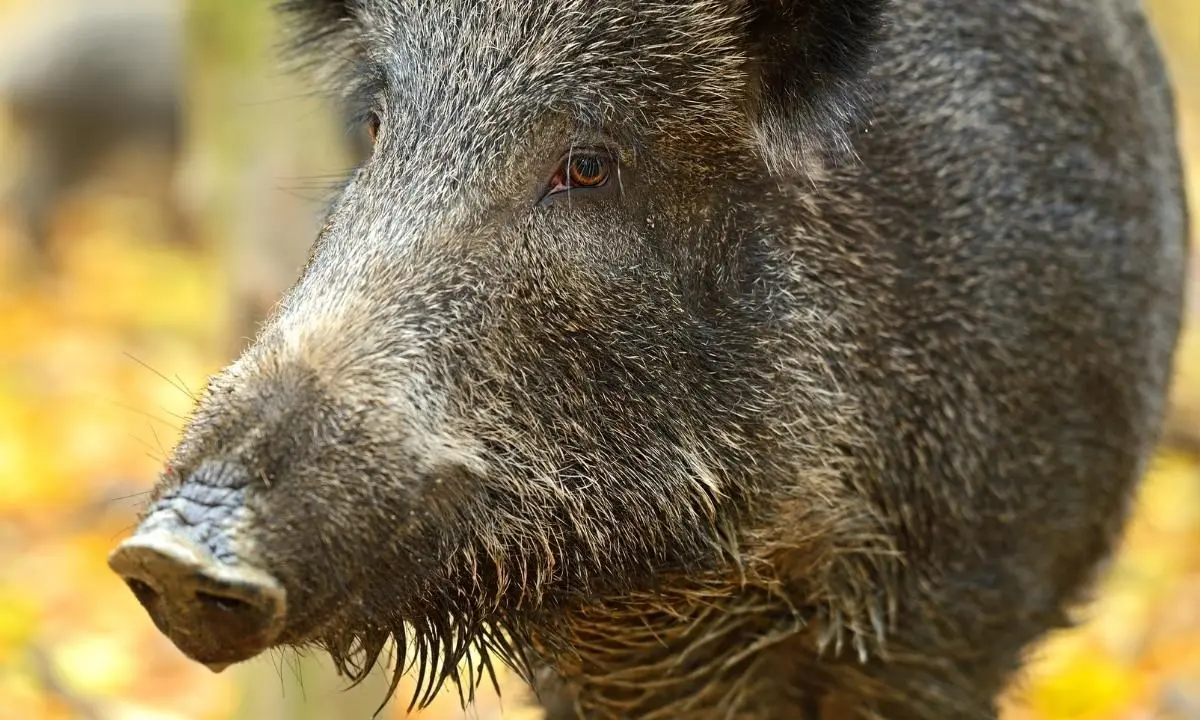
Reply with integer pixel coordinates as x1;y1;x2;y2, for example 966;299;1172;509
181;0;394;717
182;0;264;354
183;0;351;356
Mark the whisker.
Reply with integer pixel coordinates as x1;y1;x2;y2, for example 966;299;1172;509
123;352;198;402
103;398;182;432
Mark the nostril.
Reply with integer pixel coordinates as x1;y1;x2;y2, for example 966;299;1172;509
195;590;256;614
108;528;288;670
125;577;159;608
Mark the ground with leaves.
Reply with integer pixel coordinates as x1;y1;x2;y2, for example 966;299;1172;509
0;1;1197;718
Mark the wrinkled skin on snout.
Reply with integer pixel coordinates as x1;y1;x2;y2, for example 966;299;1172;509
110;0;1188;718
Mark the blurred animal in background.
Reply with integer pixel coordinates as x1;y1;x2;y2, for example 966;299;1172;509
0;0;187;265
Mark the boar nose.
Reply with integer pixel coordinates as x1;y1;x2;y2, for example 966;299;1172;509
108;529;287;672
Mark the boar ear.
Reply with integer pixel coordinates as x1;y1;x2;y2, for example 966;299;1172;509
277;0;353;24
743;0;889;176
276;0;357;56
276;0;364;87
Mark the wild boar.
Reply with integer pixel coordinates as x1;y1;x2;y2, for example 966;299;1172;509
109;0;1188;717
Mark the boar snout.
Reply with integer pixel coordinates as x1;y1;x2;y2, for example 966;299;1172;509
108;460;287;672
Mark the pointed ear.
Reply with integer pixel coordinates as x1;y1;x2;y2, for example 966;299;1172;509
743;0;889;176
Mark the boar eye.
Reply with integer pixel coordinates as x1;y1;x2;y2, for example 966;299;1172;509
568;155;608;187
365;112;381;144
542;150;613;202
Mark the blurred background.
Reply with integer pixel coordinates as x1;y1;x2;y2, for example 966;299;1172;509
0;0;1195;718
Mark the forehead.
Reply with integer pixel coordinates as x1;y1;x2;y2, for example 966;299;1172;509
346;0;749;136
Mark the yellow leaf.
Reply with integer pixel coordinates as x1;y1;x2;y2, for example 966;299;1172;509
0;586;41;665
52;633;137;697
0;398;48;515
0;665;61;720
1026;644;1140;720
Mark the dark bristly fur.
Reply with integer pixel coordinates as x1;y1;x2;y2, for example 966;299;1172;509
115;0;1187;717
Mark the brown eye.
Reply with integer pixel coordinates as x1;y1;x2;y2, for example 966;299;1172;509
365;112;381;144
542;151;614;202
567;154;609;188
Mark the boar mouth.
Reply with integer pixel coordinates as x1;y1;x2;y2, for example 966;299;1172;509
109;459;533;710
307;584;538;712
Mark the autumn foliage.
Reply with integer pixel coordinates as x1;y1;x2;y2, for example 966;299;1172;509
0;1;1196;718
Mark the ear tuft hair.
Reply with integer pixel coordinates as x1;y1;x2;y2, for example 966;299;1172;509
744;0;890;176
273;0;366;98
275;0;358;63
